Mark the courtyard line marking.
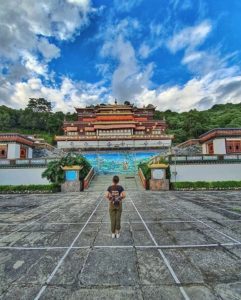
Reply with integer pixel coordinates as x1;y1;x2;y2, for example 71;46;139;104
188;199;241;217
0;242;240;251
33;194;104;300
129;195;190;300
4;218;239;226
0;220;223;226
169;202;241;244
0;246;90;250
135;242;241;249
0;196;77;242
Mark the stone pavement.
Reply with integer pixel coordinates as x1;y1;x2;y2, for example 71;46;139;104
0;176;241;299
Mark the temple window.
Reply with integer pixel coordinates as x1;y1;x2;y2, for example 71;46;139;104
0;149;6;158
67;132;78;136
226;140;241;153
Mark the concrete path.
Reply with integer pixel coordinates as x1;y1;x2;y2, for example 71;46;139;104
0;187;241;299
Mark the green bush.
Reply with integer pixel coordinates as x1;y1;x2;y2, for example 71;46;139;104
171;181;241;190
42;153;91;185
0;184;60;193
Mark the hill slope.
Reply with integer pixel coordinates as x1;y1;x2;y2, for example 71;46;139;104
154;103;241;143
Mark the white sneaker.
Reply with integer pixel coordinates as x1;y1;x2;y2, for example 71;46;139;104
116;233;120;239
111;233;115;239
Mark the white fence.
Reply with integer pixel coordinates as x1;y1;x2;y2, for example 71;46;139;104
170;163;241;182
0;167;50;185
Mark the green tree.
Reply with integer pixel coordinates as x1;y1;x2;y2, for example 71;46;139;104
47;112;65;133
42;153;91;184
0;110;11;129
27;98;52;113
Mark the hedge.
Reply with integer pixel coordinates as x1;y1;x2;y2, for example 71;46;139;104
0;184;60;193
171;181;241;190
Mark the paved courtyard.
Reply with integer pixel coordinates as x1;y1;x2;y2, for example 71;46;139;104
0;176;241;299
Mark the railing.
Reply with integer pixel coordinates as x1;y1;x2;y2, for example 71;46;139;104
138;167;147;189
145;153;241;166
84;167;95;189
0;158;58;167
169;154;241;163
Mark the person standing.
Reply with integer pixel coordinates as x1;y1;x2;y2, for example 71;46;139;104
105;175;126;238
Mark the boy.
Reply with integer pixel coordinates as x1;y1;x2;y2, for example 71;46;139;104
105;175;126;238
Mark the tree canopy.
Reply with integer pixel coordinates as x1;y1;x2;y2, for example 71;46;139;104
27;98;52;112
0;98;77;144
155;102;241;143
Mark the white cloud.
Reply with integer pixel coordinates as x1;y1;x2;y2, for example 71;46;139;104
0;0;99;110
134;74;241;112
66;0;90;10
99;17;140;44
101;35;154;100
0;0;92;82
139;43;151;59
167;20;240;81
95;63;110;76
0;77;109;112
167;20;211;53
113;0;143;12
2;67;241;113
22;53;48;77
150;23;163;36
37;38;61;62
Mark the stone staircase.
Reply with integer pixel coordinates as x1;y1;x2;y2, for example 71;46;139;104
86;174;144;192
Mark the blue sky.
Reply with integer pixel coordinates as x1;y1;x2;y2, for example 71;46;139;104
1;0;241;112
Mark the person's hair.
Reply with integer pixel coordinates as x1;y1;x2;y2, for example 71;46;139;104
113;175;119;184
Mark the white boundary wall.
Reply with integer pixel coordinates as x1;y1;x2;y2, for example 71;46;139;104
0;168;50;185
170;163;241;182
1;162;241;185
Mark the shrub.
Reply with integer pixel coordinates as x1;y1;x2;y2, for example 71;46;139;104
171;181;241;190
0;184;60;193
42;153;91;185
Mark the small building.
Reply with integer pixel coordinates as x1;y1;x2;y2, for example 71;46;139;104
55;103;173;150
199;128;241;155
0;133;34;159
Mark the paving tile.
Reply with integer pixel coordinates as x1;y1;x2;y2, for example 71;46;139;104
80;248;139;286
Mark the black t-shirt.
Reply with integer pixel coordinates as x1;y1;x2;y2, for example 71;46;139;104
107;185;124;195
107;185;124;209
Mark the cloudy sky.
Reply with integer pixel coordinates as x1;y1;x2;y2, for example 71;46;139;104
1;0;241;112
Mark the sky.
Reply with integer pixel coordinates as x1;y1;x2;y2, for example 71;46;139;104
1;0;241;112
